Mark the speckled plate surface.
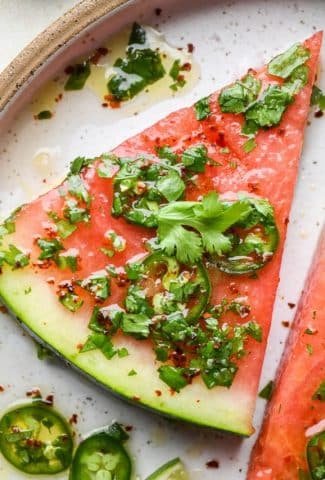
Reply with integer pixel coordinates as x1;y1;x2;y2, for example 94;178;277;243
0;1;324;478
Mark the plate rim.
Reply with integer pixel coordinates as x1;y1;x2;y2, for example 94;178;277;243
0;0;130;112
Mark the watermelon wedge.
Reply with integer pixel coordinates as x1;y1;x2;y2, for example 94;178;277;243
0;32;322;435
248;226;325;478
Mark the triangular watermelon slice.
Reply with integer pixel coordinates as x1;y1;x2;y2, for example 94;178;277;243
248;227;325;478
0;32;322;436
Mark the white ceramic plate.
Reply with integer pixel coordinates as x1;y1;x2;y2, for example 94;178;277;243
0;1;324;478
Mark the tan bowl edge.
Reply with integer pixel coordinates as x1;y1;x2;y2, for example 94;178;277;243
0;0;130;112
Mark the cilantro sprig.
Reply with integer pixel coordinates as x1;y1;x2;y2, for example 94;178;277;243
156;191;251;264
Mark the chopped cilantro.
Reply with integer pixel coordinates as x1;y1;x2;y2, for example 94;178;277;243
283;64;309;95
243;138;257;153
100;247;114;258
194;96;211;120
97;153;119;178
68;174;91;206
245;85;293;128
69;156;93;176
128;369;137;376
158;366;188;392
121;313;152;339
128;22;146;46
36;344;53;360
312;381;325;401
169;59;186;91
59;292;83;312
64;61;91;90
157;170;185;202
38;238;63;260
80;272;111;302
268;43;310;79
0;244;29;269
124;261;144;280
56;253;78;272
156;145;178;162
108;24;165;101
64;199;90;224
181;144;210;173
311;85;325;110
306;343;314;355
219;73;262;114
259;380;274;400
117;347;129;358
36;110;52;120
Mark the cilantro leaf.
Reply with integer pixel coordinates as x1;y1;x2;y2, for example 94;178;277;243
268;43;310;79
64;61;91;91
245;85;293;128
243;138;257;153
156;170;185;202
283;64;309;95
157;192;251;263
181;144;210;173
259;380;274;400
194;96;211;120
159;224;203;264
311;85;325;110
158;366;188;392
312;381;325;401
219;73;262;114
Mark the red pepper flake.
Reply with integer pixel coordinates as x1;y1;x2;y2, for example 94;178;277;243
287;302;296;309
69;413;78;425
102;103;108;108
247;181;260;193
216;132;226;147
203;312;212;319
196;399;200;403
0;385;5;392
90;47;109;65
76;343;84;351
155;7;162;16
181;62;192;72
187;43;194;53
115;272;130;288
64;65;74;75
26;387;41;398
315;110;324;118
46;277;55;284
45;394;54;406
104;94;121;109
132;396;140;402
282;321;290;328
155;389;162;397
125;425;133;431
284;217;290;225
206;460;219;469
0;305;8;314
229;282;239;294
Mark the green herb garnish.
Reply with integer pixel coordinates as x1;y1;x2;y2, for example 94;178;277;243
108;23;165;101
268;43;310;79
37;238;63;260
64;61;91;91
311;85;325;110
36;110;53;120
156;191;250;264
312;381;325;401
194;96;211;120
259;380;274;400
